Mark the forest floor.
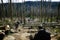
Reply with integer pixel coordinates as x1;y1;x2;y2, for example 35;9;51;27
3;27;60;40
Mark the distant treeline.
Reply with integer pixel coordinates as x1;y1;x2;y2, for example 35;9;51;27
0;1;60;19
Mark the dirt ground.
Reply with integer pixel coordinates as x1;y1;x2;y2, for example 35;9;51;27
3;32;59;40
3;27;60;40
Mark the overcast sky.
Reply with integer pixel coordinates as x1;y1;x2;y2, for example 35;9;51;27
0;0;60;3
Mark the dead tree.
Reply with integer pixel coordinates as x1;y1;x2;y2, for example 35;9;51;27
56;3;60;22
43;0;46;23
1;0;5;20
8;0;13;20
47;0;52;22
40;0;42;22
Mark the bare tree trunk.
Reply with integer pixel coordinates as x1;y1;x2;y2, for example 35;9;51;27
33;6;34;19
23;0;26;25
1;0;5;20
45;0;47;22
30;6;32;19
21;0;25;26
8;0;13;20
43;0;46;23
57;3;60;22
47;0;51;22
49;0;52;22
40;0;43;22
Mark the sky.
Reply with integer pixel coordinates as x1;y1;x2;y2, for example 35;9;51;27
0;0;60;3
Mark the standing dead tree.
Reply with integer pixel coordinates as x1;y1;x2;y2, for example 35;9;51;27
8;0;13;20
40;0;43;22
1;0;5;20
57;3;60;22
47;0;51;22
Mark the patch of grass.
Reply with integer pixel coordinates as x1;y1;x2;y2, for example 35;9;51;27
54;28;60;33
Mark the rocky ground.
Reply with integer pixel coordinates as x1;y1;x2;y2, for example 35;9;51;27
3;32;59;40
3;27;60;40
